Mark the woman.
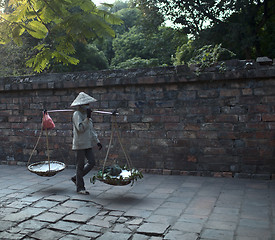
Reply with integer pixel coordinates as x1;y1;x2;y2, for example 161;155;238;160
70;92;102;195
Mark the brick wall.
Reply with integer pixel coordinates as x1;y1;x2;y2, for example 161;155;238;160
0;61;274;178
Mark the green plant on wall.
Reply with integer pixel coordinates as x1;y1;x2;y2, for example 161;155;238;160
189;44;236;71
0;0;123;73
174;42;236;74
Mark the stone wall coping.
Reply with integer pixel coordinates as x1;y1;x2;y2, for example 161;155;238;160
1;61;275;92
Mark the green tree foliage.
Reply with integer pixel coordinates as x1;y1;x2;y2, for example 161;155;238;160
102;0;129;13
0;0;122;73
172;40;196;66
52;43;109;72
197;1;275;59
111;26;187;69
95;3;142;64
0;40;33;76
107;1;188;69
111;26;147;66
130;0;164;34
134;0;275;59
0;0;190;75
114;7;141;34
115;57;159;69
133;0;231;35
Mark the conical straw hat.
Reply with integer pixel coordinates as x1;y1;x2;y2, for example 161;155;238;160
70;92;97;107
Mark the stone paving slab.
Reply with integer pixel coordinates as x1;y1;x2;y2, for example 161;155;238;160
137;222;170;236
0;165;274;240
30;228;65;239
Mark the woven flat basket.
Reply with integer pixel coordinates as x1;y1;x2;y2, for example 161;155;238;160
28;161;66;177
96;177;131;186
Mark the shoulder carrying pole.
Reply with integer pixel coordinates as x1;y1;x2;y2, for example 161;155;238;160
46;109;118;115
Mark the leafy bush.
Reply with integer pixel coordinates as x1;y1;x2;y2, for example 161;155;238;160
190;44;236;66
113;57;159;69
172;40;195;65
173;42;236;71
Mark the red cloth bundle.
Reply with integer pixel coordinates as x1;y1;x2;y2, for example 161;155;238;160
42;112;55;130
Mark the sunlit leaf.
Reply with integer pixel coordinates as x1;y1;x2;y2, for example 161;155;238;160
26;46;52;72
78;0;96;12
34;43;46;51
97;10;124;25
26;20;48;39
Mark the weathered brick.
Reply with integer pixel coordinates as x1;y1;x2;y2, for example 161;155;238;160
8;116;27;123
137;76;156;84
0;110;12;116
187;155;197;163
222;172;233;178
190;106;213;114
239;114;262;122
203;147;226;154
213;172;223;177
93;123;110;130
248;105;269;113
218;132;238;140
0;104;6;110
220;89;240;97
163;169;172;175
262;114;275;122
142;115;161;123
254;88;271;95
167;130;196;139
198;90;219;98
242;88;253;95
178;91;196;100
165;84;178;91
255;131;274;139
197;131;218;139
216;114;239;122
184;124;200;131
7;104;20;110
11;123;26;129
139;130;165;138
164;123;183;130
0;98;14;104
155;100;175;108
161;115;180;123
46;96;61;103
262;96;275;103
131;123;150;130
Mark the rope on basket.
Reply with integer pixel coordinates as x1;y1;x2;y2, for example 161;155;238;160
27;123;44;167
27;124;51;168
27;115;67;177
102;116;132;173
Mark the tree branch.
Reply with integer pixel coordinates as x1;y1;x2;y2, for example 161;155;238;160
27;0;50;34
193;0;223;24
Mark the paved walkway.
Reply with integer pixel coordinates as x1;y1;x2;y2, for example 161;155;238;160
0;165;274;240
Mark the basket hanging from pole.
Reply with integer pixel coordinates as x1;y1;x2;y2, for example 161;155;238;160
27;111;66;177
91;116;143;186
